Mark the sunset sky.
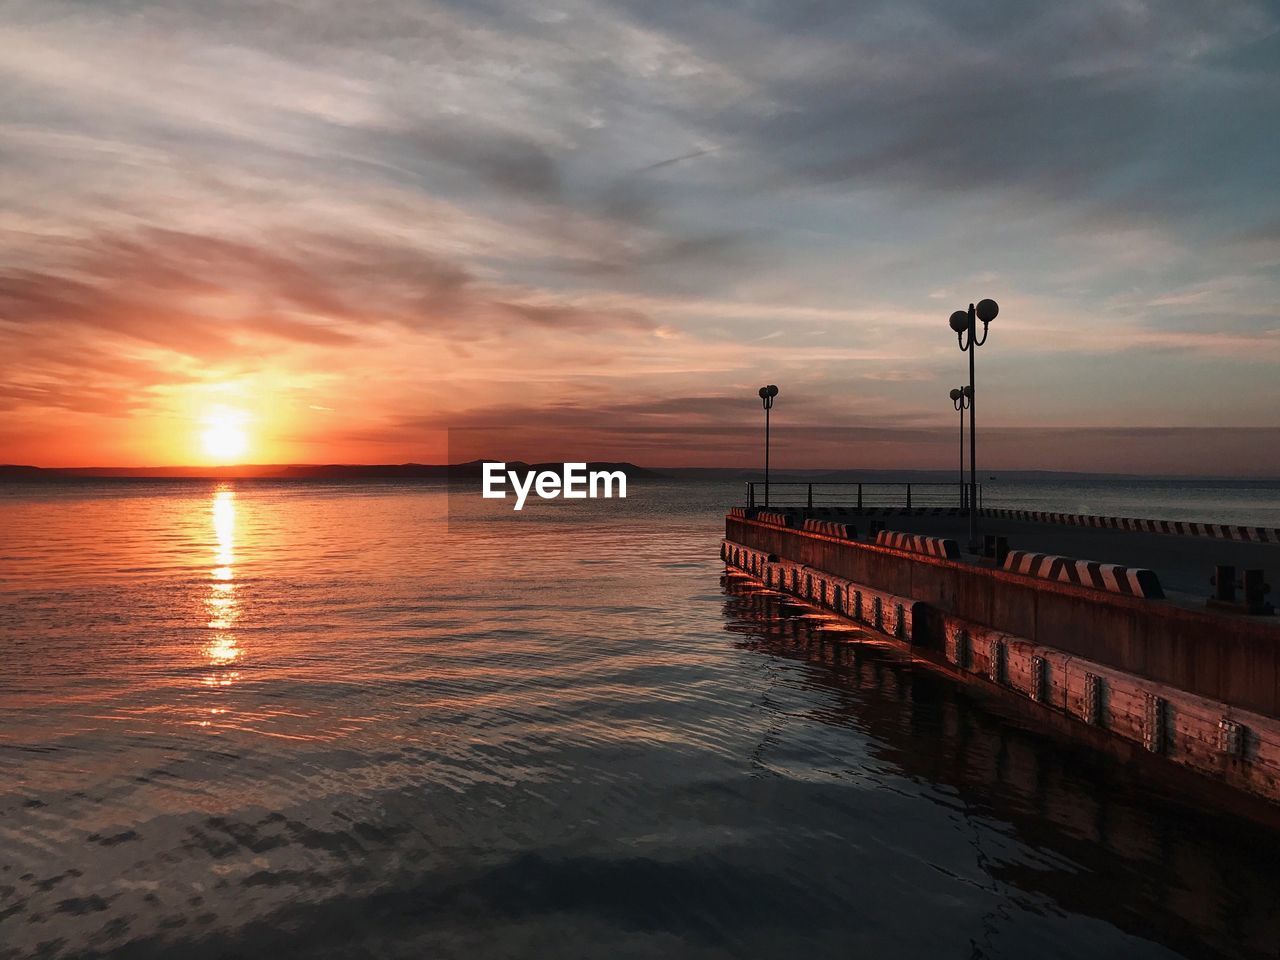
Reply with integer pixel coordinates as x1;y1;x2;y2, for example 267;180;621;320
1;1;1278;472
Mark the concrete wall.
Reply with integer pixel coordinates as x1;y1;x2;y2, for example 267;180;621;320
727;516;1280;716
724;538;1280;808
723;540;923;643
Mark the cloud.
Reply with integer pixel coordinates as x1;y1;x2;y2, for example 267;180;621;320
0;0;1278;468
0;226;657;357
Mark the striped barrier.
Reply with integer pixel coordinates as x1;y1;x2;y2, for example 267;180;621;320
756;511;792;527
981;508;1280;544
739;505;1279;542
1003;550;1164;599
802;518;857;539
875;530;961;560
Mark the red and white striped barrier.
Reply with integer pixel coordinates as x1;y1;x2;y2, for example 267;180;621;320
756;511;792;527
981;508;1280;544
809;507;966;517
802;518;857;539
875;530;960;560
1003;550;1164;599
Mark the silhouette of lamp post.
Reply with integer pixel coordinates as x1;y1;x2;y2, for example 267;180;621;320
949;386;972;509
758;384;779;507
949;299;998;550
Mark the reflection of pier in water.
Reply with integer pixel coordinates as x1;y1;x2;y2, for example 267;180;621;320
721;573;1280;960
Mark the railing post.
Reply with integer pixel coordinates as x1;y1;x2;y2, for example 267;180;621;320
807;483;813;510
906;483;912;510
747;482;754;508
857;483;863;510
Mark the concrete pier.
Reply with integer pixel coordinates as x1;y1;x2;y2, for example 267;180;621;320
723;508;1280;811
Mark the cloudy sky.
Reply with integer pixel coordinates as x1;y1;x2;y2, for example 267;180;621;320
1;0;1278;471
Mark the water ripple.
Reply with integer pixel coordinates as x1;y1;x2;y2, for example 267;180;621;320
1;480;1278;959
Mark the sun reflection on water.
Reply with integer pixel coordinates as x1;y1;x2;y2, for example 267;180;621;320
204;487;241;676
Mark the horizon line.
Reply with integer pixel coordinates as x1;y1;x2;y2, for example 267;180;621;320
4;462;1280;482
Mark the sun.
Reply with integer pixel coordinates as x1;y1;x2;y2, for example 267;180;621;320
201;411;249;463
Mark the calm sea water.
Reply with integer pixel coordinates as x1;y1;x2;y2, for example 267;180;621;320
2;478;1279;959
981;477;1280;527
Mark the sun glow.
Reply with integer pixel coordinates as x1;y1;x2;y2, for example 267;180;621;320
200;410;250;462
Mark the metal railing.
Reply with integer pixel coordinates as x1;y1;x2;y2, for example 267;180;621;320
745;481;981;511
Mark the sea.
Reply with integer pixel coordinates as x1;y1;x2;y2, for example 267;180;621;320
2;476;1279;959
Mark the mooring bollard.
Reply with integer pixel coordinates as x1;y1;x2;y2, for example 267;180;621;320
1243;569;1270;607
1208;565;1274;614
1211;564;1236;603
1242;569;1274;614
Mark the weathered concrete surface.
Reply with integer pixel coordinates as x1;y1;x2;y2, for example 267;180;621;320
724;537;1280;809
727;517;1280;716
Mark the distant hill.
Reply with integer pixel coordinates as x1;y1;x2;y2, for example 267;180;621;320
4;463;1272;484
0;460;668;481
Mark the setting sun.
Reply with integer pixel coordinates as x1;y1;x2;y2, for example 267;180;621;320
200;411;249;463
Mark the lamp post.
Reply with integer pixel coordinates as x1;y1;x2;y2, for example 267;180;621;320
758;384;778;507
949;299;997;550
949;386;971;509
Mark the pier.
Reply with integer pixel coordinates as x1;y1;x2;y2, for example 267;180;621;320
722;493;1280;816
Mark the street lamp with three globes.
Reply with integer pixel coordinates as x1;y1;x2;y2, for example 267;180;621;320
949;298;998;549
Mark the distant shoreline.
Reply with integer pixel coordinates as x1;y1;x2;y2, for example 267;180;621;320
0;461;667;482
2;463;1278;484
